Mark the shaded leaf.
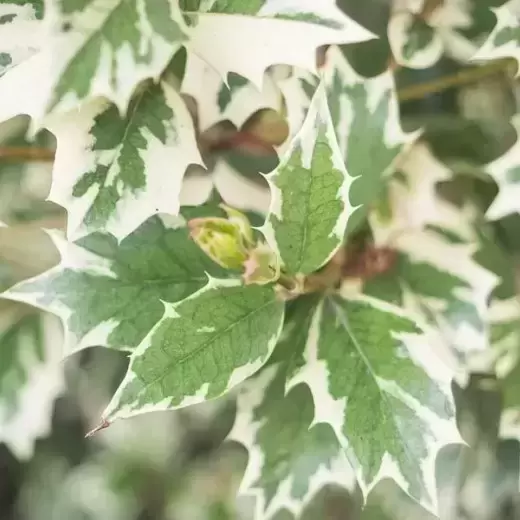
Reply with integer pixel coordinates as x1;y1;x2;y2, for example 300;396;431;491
230;362;353;519
0;305;64;459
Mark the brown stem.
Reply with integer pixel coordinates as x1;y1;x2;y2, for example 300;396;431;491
0;146;55;162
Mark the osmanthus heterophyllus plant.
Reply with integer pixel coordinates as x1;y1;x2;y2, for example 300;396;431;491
1;0;520;519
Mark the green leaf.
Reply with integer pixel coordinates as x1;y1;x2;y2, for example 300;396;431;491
0;0;43;75
0;305;64;459
473;1;520;65
485;115;520;221
3;212;228;355
102;279;285;421
185;1;374;88
262;82;352;276
46;82;201;241
301;46;413;237
288;294;457;507
229;362;353;519
388;13;442;69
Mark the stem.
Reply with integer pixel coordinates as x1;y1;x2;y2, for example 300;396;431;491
398;58;514;102
276;273;297;291
0;146;55;162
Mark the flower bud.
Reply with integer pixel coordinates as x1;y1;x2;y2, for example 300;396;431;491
188;206;254;270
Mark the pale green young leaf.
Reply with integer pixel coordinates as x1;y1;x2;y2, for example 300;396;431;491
0;0;43;75
485;115;520;221
2;213;228;355
388;12;442;69
473;0;520;65
299;46;414;236
102;279;285;421
45;83;201;241
0;305;64;459
185;0;374;88
288;295;458;508
261;82;353;276
229;362;354;519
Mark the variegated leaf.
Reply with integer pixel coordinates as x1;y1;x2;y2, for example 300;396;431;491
46;83;201;241
485;115;520;221
186;0;374;89
102;278;285;421
0;0;43;75
261;82;353;276
2;212;228;355
473;0;520;65
388;12;442;69
299;46;414;237
182;52;283;133
230;362;354;519
0;304;64;459
288;294;458;508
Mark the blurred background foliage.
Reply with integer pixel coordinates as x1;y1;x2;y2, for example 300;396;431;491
2;0;520;518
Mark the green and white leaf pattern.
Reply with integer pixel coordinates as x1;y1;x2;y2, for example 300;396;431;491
0;305;64;459
46;82;201;241
229;362;354;519
298;46;414;236
287;294;458;508
102;278;284;421
182;52;282;132
485;115;520;221
186;0;374;88
261;82;353;276
388;11;442;69
44;0;189;115
2;213;228;355
0;0;43;75
473;0;520;65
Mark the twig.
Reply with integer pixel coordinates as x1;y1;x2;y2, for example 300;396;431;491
0;146;55;162
398;58;515;102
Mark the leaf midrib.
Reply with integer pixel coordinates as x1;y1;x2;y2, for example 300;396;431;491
133;296;279;396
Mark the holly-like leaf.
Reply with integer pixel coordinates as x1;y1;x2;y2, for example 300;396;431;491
0;304;64;459
49;0;188;115
299;46;413;237
485;115;520;221
0;0;43;75
288;294;458;508
229;362;354;519
46;83;201;241
186;0;375;88
102;278;285;421
473;0;520;65
388;12;442;69
2;213;228;355
182;52;283;133
261;82;352;276
360;228;497;354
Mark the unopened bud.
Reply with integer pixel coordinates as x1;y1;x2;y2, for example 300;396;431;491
188;206;254;270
